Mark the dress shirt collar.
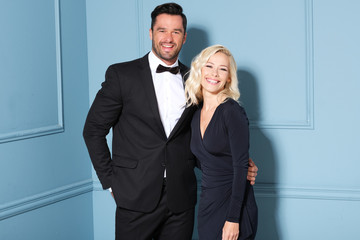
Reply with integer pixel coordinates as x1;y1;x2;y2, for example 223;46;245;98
148;50;179;72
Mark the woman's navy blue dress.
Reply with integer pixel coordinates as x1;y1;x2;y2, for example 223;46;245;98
191;99;258;240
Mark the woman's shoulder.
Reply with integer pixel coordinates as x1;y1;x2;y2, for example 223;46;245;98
221;98;245;112
221;98;248;122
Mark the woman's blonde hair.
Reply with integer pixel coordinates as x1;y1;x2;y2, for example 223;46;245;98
184;44;240;106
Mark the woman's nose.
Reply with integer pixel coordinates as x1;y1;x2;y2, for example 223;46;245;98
212;68;219;77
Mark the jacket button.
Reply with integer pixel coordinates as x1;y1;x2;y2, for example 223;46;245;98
161;163;166;167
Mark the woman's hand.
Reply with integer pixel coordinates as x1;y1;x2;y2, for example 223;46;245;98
247;158;258;185
222;221;239;240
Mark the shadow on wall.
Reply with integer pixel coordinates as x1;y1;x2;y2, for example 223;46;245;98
180;27;209;67
238;69;281;240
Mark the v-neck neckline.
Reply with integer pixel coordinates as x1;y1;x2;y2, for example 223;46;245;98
199;103;221;140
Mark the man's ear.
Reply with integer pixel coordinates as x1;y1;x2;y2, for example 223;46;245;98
182;32;187;44
149;28;153;40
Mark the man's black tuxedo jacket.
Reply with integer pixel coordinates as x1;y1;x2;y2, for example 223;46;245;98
83;54;197;213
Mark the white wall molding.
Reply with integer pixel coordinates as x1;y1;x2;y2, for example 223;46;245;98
0;0;64;143
93;179;360;201
304;0;315;130
254;183;360;201
0;179;93;221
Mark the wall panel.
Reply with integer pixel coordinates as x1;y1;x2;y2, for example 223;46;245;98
0;0;93;239
141;0;314;129
0;0;63;143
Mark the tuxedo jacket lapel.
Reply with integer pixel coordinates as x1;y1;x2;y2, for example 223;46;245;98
167;62;195;140
137;56;194;141
138;55;167;139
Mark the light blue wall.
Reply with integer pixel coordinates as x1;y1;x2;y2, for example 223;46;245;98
1;0;359;239
86;0;360;239
0;0;93;239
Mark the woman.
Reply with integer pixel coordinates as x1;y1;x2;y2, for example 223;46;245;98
185;45;258;240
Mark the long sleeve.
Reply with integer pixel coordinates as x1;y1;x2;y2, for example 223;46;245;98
224;104;250;222
83;65;123;189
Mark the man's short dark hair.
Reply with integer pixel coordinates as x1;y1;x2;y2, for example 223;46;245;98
151;2;187;32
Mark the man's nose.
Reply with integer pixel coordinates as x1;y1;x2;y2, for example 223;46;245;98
164;32;173;41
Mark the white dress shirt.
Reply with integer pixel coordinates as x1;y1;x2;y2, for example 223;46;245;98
148;51;185;138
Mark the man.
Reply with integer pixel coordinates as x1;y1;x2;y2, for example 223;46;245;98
83;3;258;239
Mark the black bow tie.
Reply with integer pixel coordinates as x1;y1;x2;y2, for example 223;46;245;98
156;64;180;74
